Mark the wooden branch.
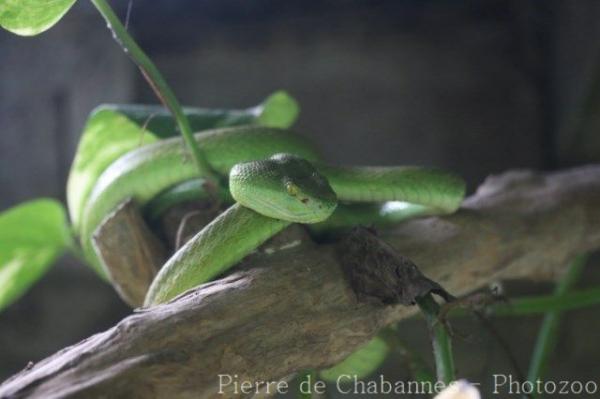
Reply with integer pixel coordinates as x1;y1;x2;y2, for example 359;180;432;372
2;165;600;399
93;200;166;307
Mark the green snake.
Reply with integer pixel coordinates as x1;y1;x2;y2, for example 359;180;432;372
78;125;465;306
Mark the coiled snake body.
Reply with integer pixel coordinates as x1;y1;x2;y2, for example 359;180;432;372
78;126;465;306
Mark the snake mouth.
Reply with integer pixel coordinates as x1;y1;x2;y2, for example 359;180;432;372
238;195;336;224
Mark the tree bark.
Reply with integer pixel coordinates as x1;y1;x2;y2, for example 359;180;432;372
93;199;165;307
2;165;600;399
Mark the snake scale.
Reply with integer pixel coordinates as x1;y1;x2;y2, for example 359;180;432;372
77;125;465;306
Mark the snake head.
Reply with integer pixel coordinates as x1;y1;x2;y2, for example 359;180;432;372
229;153;337;223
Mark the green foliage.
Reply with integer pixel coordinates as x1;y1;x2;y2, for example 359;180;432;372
319;336;389;382
0;0;77;36
257;91;300;128
527;254;588;395
0;199;72;311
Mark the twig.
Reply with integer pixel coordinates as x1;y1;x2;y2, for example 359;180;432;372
474;312;530;398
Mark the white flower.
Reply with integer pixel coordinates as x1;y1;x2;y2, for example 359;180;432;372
434;380;481;399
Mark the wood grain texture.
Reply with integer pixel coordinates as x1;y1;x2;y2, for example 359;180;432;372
1;165;600;399
93;199;166;308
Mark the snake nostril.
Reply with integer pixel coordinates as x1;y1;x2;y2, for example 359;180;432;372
301;198;309;204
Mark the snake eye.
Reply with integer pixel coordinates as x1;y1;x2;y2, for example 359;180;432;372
285;181;299;196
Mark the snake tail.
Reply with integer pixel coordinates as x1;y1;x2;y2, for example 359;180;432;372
144;203;289;306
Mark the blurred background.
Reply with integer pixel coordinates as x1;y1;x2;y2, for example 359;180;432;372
1;0;600;397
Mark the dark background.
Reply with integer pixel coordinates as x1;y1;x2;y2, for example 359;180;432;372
1;0;600;397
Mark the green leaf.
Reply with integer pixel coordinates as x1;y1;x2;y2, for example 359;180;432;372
0;0;77;36
319;336;390;382
0;199;71;311
257;90;300;128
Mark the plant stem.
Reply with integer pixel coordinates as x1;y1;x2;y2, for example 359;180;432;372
447;285;600;318
526;254;588;392
416;294;455;384
89;0;219;185
496;286;600;316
